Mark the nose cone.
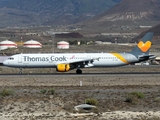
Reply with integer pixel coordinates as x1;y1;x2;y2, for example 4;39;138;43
3;60;8;66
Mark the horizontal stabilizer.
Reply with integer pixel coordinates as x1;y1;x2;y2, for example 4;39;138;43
138;54;156;61
149;55;156;59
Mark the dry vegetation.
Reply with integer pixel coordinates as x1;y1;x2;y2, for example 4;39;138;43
0;66;160;119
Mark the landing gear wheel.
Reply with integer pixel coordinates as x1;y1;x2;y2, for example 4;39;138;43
76;69;82;74
19;68;22;74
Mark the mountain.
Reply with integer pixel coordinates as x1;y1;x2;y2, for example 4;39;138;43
131;23;160;43
0;0;121;28
95;0;160;21
79;0;160;33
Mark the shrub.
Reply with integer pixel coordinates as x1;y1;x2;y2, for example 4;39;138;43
125;92;145;105
125;94;139;105
85;98;98;106
40;88;55;95
40;89;47;94
0;89;15;97
130;92;145;99
48;88;55;95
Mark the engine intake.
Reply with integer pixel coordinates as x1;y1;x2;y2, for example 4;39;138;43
57;64;70;72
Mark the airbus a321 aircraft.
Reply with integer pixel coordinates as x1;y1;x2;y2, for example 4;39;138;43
3;32;155;74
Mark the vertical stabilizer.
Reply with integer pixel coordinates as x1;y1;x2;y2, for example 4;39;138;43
130;32;153;55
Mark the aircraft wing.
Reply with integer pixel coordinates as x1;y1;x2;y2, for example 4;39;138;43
55;57;100;68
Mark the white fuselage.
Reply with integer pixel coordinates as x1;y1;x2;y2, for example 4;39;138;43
3;53;138;68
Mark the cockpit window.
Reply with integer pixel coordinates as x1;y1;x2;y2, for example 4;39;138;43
8;57;14;60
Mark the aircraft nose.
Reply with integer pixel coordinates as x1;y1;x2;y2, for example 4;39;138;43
3;60;8;66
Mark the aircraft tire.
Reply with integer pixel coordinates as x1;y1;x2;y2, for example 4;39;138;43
76;69;82;74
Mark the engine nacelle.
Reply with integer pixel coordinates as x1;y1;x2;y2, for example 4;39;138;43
56;64;70;72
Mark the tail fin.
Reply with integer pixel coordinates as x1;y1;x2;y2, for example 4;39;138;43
130;32;154;55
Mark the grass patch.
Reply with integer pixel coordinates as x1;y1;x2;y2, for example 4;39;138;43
125;91;145;105
40;88;55;95
0;89;15;97
130;92;145;99
85;98;98;106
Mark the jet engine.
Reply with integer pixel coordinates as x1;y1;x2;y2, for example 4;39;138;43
56;64;70;72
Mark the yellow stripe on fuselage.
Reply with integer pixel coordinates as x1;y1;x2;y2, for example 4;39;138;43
111;53;129;64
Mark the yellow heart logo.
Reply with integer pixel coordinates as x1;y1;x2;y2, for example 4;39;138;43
137;41;151;52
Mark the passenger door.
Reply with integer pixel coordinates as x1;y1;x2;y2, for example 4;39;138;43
18;54;22;63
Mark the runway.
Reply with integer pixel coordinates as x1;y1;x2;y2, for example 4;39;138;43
1;65;160;77
0;72;160;78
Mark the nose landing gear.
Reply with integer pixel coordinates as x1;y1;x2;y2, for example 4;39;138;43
19;68;22;74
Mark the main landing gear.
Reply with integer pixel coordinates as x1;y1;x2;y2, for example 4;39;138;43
76;69;82;74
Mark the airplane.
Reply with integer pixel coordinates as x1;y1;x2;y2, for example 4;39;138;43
3;32;155;74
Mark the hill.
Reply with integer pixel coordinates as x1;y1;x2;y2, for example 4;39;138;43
0;0;121;28
78;0;160;33
130;24;160;43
